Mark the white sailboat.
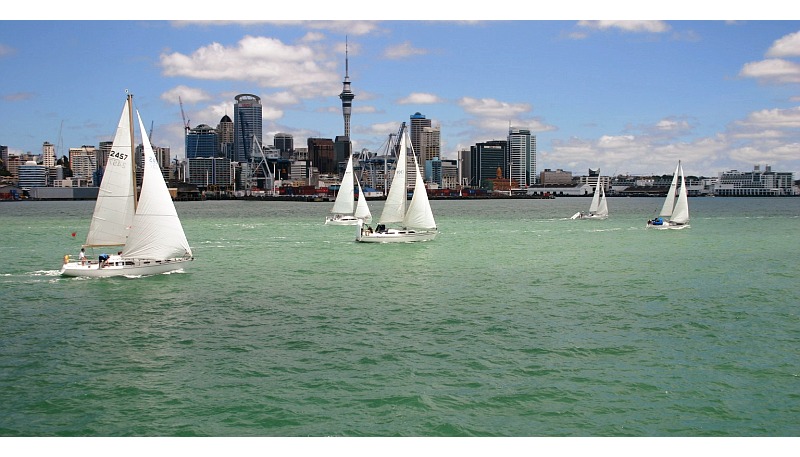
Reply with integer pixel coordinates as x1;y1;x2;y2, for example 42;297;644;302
355;128;437;243
60;93;193;277
571;177;608;219
647;160;690;230
325;153;371;225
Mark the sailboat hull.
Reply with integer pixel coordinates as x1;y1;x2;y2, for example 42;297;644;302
60;257;193;278
356;223;437;243
572;212;608;220
325;215;360;225
646;222;690;230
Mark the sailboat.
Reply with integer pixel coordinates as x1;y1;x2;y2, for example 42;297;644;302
355;127;437;243
571;177;608;219
60;93;193;277
325;153;371;225
647;160;690;230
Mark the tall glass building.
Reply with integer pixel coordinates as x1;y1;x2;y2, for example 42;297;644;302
508;128;536;187
186;124;219;159
233;94;262;163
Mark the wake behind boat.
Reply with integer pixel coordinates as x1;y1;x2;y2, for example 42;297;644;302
647;160;690;230
60;92;193;277
356;124;437;243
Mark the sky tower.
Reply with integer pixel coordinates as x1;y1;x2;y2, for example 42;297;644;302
339;38;355;139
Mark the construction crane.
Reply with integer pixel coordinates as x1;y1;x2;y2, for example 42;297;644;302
178;96;190;134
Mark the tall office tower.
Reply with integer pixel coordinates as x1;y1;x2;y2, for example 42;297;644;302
468;140;507;188
507;128;535;187
42;142;56;167
217;114;234;160
186;124;219;158
308;137;336;174
274;133;293;158
410;112;431;158
339;40;355;139
420;125;441;181
0;145;8;166
233;94;262;163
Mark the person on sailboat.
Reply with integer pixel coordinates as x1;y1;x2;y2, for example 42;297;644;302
98;253;109;268
79;248;86;265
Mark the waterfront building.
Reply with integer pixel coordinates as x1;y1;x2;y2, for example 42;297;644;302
5;155;22;178
508;128;536;187
233;94;262;163
216;114;234;160
715;165;794;196
426;157;459;189
187;157;233;189
539;168;573;185
186;124;219;159
1;145;8;166
18;161;47;189
468;140;508;189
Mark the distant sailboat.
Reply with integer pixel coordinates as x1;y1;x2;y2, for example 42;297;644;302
571;176;608;220
647;160;690;230
356;127;437;243
325;153;371;225
60;92;193;277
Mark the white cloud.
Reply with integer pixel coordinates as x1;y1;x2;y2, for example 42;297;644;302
736;106;800;129
577;20;671;34
159;36;339;98
383;41;428;59
160;85;212;105
766;30;800;58
397;92;444;104
459;97;531;118
739;58;800;84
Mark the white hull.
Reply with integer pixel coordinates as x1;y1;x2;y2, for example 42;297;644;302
571;212;608;220
646;222;690;230
60;257;193;278
356;228;438;243
325;215;360;226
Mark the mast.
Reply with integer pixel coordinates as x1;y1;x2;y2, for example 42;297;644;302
127;91;138;209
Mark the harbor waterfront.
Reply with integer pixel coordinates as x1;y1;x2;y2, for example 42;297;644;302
1;197;798;436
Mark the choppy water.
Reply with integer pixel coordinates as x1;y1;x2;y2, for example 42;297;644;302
1;197;798;436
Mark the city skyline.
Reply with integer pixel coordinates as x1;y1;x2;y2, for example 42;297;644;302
2;6;799;178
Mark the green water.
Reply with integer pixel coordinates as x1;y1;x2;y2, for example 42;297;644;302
1;197;798;436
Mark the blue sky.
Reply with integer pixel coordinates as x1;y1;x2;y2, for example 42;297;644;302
2;3;799;177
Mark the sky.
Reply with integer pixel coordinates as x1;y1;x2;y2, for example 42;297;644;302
2;2;799;178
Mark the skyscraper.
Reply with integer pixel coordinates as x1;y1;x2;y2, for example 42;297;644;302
339;40;355;139
42;142;56;167
409;112;431;158
186;124;219;159
274;133;293;158
508;128;536;187
233;94;262;163
217;114;234;160
420;125;441;181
